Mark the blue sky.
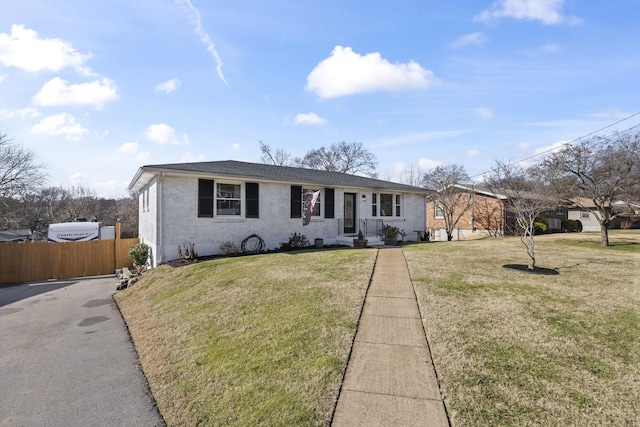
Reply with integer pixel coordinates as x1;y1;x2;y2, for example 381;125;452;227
1;0;639;197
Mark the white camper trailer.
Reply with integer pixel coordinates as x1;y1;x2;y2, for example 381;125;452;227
47;222;115;242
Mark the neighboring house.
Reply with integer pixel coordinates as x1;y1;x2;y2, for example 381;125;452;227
128;160;431;267
568;197;640;231
426;184;507;241
426;184;569;241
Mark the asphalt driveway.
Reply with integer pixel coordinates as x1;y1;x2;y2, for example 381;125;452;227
0;276;164;426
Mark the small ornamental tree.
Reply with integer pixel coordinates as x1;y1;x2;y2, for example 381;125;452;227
485;161;557;270
129;243;150;268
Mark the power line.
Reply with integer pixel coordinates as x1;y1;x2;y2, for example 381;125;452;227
469;110;640;180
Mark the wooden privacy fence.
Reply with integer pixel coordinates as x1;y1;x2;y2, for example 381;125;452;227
0;237;138;284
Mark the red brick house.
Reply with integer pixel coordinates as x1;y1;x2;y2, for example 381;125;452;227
426;184;568;241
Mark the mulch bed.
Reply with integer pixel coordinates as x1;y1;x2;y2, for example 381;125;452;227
503;264;559;275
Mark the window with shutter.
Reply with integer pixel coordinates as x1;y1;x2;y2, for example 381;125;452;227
198;179;214;217
325;188;335;218
246;182;259;218
291;185;302;218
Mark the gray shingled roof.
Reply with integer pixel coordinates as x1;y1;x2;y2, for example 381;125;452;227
129;160;431;193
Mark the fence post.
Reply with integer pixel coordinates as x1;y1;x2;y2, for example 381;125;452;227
114;221;121;273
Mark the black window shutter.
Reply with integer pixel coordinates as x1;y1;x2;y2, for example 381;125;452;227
291;185;302;218
246;182;259;218
324;188;335;218
198;179;214;217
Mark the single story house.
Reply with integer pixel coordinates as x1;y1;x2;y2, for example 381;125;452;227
128;160;431;267
426;184;569;241
568;197;640;231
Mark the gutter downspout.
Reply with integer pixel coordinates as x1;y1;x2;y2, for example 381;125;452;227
157;172;164;267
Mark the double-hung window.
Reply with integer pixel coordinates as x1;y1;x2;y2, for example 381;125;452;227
199;179;245;217
435;203;444;219
216;183;241;216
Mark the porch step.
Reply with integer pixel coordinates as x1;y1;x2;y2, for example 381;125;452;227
336;235;384;247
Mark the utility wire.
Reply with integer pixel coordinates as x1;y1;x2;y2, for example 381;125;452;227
469;110;640;180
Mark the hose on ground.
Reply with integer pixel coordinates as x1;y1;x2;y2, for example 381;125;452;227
241;234;265;253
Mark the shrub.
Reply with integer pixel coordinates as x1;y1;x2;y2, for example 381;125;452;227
561;219;579;232
289;232;310;248
178;243;198;260
219;241;239;255
381;224;405;239
129;243;150;267
534;217;548;235
575;219;583;232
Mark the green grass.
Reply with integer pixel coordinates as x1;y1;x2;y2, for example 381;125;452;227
115;249;376;426
116;231;640;426
404;230;640;426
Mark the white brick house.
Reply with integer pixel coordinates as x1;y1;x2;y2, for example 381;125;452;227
128;160;431;267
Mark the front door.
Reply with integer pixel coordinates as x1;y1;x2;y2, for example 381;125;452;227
344;193;356;234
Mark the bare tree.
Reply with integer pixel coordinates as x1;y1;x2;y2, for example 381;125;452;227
259;141;292;166
0;133;47;229
473;197;504;237
116;192;139;238
59;185;99;221
485;161;557;270
398;164;424;187
294;141;377;176
423;164;474;241
540;130;640;246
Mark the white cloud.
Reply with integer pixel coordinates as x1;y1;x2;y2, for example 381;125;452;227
518;141;531;150
30;113;88;140
155;78;181;93
181;151;205;162
116;141;150;163
467;149;483;157
451;32;487;48
68;172;87;186
117;142;139;154
533;140;569;156
33;77;118;109
0;24;93;75
231;143;241;152
306;46;438;99
145;123;189;145
590;107;625;119
474;0;580;25
377;129;472;147
0;107;39;119
418;157;444;170
177;0;228;86
0;74;5;83
475;107;494;120
294;112;328;126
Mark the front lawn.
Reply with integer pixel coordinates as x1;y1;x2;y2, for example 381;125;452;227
404;231;640;426
115;249;376;426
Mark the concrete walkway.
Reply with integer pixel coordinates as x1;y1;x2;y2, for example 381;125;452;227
332;248;449;427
